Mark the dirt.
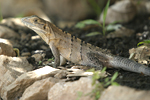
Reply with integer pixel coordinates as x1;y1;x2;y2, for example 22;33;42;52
17;14;150;91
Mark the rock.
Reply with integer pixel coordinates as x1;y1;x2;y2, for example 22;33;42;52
145;1;150;14
0;55;34;100
106;27;135;38
0;38;16;57
0;38;13;47
54;70;67;79
20;77;59;100
99;0;136;24
0;70;17;97
1;18;25;29
0;0;50;21
132;1;150;15
129;46;150;64
1;70;16;86
0;25;20;39
0;55;33;78
21;52;31;57
48;77;95;100
99;86;150;100
67;68;106;77
31;53;44;62
1;18;31;34
43;0;94;21
0;55;34;95
1;66;60;100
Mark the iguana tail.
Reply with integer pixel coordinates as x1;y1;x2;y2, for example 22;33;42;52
87;52;150;76
109;56;150;76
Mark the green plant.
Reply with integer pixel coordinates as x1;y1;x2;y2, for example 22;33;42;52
88;67;119;100
38;61;42;65
75;0;110;36
75;19;101;29
86;32;102;37
76;67;119;100
90;67;106;100
137;40;150;47
48;57;54;61
104;72;119;86
13;48;20;57
102;0;110;35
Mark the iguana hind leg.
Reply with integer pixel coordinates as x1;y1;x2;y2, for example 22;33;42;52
60;55;66;65
87;52;109;70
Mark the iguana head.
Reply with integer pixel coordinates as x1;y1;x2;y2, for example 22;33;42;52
21;15;50;43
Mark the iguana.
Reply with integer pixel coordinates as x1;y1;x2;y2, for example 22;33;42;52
21;15;150;76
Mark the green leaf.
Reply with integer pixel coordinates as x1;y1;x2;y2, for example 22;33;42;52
104;81;111;86
92;71;100;85
106;24;122;31
111;82;120;86
137;42;144;46
102;0;110;35
142;40;150;43
93;72;101;80
75;19;102;29
86;68;95;72
48;58;54;61
95;91;101;100
38;61;42;65
103;0;110;26
86;32;102;37
111;72;118;82
137;40;150;46
101;67;107;72
104;77;109;82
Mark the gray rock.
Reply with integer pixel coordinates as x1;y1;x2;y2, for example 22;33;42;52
1;66;59;100
99;86;150;100
0;25;20;39
20;77;59;100
99;0;136;24
48;77;95;100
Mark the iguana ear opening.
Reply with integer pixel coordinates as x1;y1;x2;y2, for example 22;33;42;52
43;24;46;30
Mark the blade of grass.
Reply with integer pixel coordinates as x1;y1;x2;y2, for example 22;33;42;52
75;19;102;29
102;0;110;35
111;72;118;82
103;0;110;25
86;32;102;37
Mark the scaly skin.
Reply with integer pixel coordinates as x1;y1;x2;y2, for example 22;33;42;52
21;15;150;76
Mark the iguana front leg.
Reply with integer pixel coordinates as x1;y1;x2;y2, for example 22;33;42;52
49;42;60;67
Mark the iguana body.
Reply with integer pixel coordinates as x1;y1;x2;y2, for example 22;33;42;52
21;15;150;76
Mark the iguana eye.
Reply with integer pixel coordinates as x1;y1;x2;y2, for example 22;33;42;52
34;19;38;22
